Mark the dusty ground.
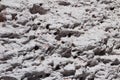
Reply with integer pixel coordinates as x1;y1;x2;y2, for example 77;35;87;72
0;0;120;80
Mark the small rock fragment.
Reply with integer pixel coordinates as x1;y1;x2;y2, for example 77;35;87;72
11;13;17;20
111;59;120;65
0;76;17;80
0;54;13;61
58;1;71;6
60;48;72;58
29;4;48;15
55;30;83;40
61;64;75;76
0;14;6;22
0;4;6;12
97;58;111;64
94;48;106;56
75;68;89;80
21;71;50;80
86;59;98;67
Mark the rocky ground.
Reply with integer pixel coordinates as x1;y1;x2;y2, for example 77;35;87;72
0;0;120;80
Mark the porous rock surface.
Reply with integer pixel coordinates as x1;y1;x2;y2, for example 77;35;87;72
0;0;120;80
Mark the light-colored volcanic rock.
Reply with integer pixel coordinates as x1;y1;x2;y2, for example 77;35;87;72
0;0;120;80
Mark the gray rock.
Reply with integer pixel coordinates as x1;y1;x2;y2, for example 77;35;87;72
61;64;75;76
0;76;17;80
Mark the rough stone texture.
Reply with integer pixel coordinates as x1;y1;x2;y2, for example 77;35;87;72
0;0;120;80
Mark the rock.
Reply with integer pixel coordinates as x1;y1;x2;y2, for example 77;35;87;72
0;33;20;38
97;58;112;64
60;48;72;58
61;64;75;76
86;59;99;67
0;4;6;12
93;47;106;56
58;1;71;6
55;29;84;40
11;13;17;20
29;4;48;15
86;73;95;80
75;68;89;80
45;45;55;55
0;54;13;61
111;59;120;65
17;20;28;25
21;71;50;80
0;0;120;80
75;68;84;78
0;76;17;80
72;23;81;29
0;13;6;22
